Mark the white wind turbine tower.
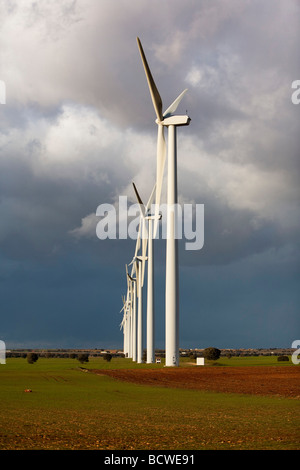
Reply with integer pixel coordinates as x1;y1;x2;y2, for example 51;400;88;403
120;294;129;357
126;263;138;360
137;37;191;367
125;264;134;358
132;182;158;364
129;207;146;363
120;265;134;358
127;267;137;361
119;296;125;352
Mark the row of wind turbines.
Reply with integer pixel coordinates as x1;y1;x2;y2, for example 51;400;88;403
120;38;191;367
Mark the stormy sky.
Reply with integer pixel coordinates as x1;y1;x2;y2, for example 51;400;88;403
0;0;299;350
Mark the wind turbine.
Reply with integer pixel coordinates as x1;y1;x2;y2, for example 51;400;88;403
120;294;129;357
127;268;137;361
137;37;191;367
129;207;147;363
125;264;133;358
120;264;135;358
132;182;159;364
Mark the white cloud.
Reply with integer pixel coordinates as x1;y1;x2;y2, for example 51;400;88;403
186;65;219;89
69;212;98;239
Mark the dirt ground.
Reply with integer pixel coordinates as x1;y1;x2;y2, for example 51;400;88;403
90;366;300;398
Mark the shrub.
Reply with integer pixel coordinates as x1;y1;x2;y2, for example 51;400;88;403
103;353;112;362
203;347;221;361
77;353;89;364
27;352;39;364
277;355;289;362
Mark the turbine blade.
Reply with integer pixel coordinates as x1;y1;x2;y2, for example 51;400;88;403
153;124;166;238
140;215;149;288
145;183;156;214
135;261;140;297
134;222;142;258
163;88;188;118
137;37;163;122
142;215;148;241
125;264;129;288
120;295;125;312
130;263;136;278
132;182;145;217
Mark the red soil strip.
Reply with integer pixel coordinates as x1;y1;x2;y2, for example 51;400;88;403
90;366;300;398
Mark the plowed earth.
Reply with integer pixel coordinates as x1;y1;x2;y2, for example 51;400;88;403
90;366;300;398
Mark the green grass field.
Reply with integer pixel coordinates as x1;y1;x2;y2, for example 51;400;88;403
0;356;299;450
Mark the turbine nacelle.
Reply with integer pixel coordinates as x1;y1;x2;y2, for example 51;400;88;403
145;213;162;221
136;255;148;263
157;115;191;127
127;272;136;283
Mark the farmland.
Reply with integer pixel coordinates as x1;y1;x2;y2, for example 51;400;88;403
0;356;299;450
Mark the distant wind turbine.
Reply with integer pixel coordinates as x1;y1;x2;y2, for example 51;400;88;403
129;204;147;363
120;294;130;357
127;268;137;361
132;182;159;364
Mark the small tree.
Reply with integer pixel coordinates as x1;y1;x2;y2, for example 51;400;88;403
27;352;39;364
203;347;221;361
277;355;289;362
103;353;112;362
77;353;89;364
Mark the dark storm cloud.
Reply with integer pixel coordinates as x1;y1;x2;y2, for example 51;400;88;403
0;0;299;348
